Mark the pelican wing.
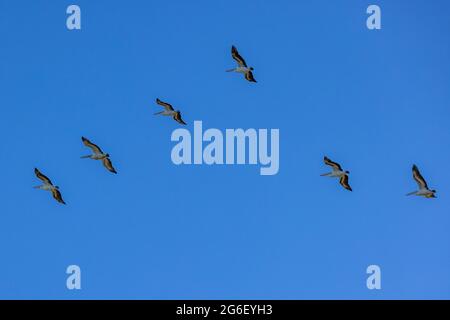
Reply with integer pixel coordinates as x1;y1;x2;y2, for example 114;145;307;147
339;175;352;191
173;111;187;125
231;46;248;67
324;156;343;171
412;165;429;189
245;70;257;82
156;98;174;111
34;168;53;185
82;137;103;154
52;188;66;204
102;157;117;174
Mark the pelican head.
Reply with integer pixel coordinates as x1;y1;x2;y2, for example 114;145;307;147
250;67;254;71
345;170;350;174
105;153;110;158
55;186;60;190
432;189;437;193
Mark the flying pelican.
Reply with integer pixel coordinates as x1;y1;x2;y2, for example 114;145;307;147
226;45;257;82
81;137;117;174
33;168;66;204
406;164;436;198
154;98;187;125
321;156;352;191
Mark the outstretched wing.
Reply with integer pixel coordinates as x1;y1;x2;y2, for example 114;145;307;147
173;111;187;125
231;45;248;68
102;157;117;174
412;164;428;189
34;168;53;185
82;137;103;154
52;188;66;204
324;156;343;171
156;98;174;111
339;175;352;191
245;70;257;82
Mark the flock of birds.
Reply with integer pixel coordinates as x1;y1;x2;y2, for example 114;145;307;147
33;137;117;204
33;46;437;204
319;157;436;198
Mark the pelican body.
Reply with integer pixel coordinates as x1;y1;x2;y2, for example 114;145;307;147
33;168;66;204
321;156;352;191
407;164;436;198
81;137;117;174
154;98;187;125
226;46;257;82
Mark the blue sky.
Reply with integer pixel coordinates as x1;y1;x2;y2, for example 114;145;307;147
0;0;449;299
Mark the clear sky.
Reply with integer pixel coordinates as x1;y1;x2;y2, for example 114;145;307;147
0;0;449;299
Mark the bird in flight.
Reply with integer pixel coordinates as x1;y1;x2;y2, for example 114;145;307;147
226;45;257;82
33;168;66;204
321;156;352;191
81;137;117;174
154;98;187;125
406;164;436;198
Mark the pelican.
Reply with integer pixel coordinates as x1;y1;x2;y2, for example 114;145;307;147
321;156;352;191
154;98;187;125
226;45;257;82
81;137;117;174
406;164;436;198
33;168;66;204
